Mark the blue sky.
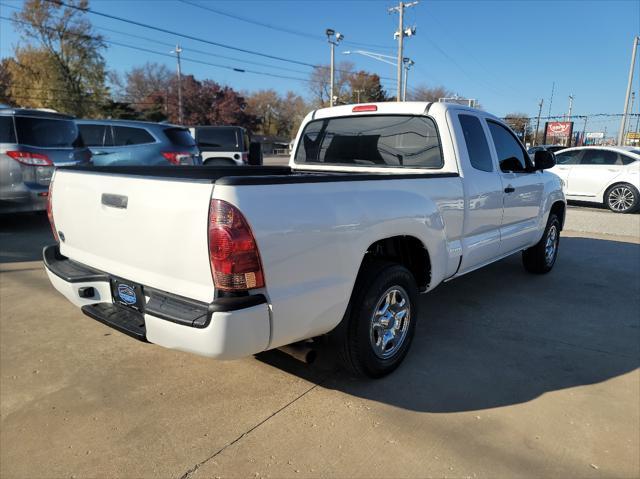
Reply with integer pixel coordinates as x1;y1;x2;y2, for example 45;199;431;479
1;0;639;135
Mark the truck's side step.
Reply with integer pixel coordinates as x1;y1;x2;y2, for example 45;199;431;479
81;303;147;342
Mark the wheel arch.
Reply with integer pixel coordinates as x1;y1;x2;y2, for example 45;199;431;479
360;235;432;293
550;201;566;230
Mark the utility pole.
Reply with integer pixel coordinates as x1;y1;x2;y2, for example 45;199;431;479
326;29;344;107
626;91;635;137
533;98;544;146
565;95;574;146
402;57;414;101
548;81;555;118
618;36;639;145
171;44;183;124
581;117;588;146
354;89;364;103
389;1;418;102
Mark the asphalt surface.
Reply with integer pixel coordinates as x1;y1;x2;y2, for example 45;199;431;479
1;207;639;479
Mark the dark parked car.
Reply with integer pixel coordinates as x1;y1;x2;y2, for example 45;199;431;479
528;144;566;155
0;108;91;214
77;119;200;166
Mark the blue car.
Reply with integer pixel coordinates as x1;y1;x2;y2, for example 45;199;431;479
76;119;201;166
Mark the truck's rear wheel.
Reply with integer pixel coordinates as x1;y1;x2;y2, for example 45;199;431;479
336;260;418;378
522;213;560;274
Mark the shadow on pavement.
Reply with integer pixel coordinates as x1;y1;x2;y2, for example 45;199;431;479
0;213;53;263
258;236;640;412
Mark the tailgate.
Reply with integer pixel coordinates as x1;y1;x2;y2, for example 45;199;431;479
51;170;215;302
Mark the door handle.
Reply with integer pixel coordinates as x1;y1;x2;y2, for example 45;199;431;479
504;186;515;193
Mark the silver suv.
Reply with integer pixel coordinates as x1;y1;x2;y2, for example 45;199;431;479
0;108;91;213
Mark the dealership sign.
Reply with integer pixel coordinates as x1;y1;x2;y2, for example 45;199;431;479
585;132;605;139
545;122;573;138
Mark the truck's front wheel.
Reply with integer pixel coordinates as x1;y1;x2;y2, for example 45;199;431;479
337;260;418;378
522;213;560;274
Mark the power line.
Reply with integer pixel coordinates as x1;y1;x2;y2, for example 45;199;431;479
177;0;396;51
1;15;313;84
0;0;311;76
46;0;393;80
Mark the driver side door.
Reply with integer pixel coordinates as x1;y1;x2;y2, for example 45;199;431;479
486;120;545;255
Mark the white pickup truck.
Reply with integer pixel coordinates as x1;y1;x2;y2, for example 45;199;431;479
44;102;565;377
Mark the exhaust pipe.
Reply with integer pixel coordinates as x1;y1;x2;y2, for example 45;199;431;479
278;343;317;364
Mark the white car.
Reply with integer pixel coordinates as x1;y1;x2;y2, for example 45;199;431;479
551;146;640;213
44;101;565;378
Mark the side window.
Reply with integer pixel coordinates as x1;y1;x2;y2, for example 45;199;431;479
0;116;16;143
79;124;111;147
487;121;529;173
458;114;493;172
620;154;637;165
555;150;581;165
580;149;618;166
112;126;155;146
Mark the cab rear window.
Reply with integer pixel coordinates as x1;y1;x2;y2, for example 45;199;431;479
294;115;443;168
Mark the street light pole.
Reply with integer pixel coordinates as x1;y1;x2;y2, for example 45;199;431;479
326;29;344;107
171;44;184;124
402;57;414;101
618;36;639;146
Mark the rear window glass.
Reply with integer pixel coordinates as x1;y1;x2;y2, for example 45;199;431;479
458;114;493;172
197;128;240;150
14;116;80;147
0;116;16;143
112;126;155;146
580;149;618;165
164;128;196;147
79;124;113;147
295;115;443;168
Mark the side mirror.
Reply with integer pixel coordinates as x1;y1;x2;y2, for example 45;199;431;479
248;141;263;166
534;150;556;170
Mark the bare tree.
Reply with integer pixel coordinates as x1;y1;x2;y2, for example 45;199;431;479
308;61;354;107
406;84;453;102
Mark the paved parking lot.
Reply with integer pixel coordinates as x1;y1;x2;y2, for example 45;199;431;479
1;207;638;479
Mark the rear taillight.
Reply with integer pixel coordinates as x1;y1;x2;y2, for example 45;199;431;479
47;178;59;242
241;152;249;164
162;151;192;165
7;151;53;166
208;199;264;291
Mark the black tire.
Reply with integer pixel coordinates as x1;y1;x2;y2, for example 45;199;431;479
522;213;561;274
604;183;639;214
334;260;418;378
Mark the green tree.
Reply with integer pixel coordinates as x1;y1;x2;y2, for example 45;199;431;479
0;58;15;106
11;0;108;116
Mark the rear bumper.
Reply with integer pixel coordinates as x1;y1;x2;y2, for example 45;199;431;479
0;187;48;213
43;245;271;359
